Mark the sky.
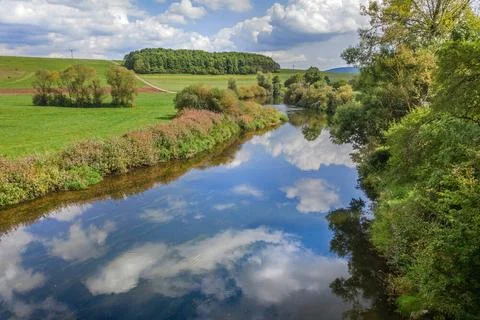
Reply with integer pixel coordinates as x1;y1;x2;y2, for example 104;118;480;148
0;0;369;69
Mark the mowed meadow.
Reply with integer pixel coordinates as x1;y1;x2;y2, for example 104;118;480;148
0;56;354;158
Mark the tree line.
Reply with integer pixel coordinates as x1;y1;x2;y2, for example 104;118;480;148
283;66;354;113
123;48;280;75
326;1;479;318
32;64;137;107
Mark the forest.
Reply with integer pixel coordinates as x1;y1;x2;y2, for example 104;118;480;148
123;48;280;75
322;1;480;318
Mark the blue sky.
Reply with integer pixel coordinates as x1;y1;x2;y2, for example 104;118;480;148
0;0;368;69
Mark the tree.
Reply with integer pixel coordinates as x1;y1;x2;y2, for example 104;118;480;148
434;40;480;123
227;78;238;94
272;75;282;98
106;65;137;107
256;71;273;95
304;67;323;85
32;69;60;105
61;64;97;106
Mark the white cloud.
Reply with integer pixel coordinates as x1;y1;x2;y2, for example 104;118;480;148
0;228;70;318
252;127;354;171
141;196;189;223
194;0;252;12
49;222;115;262
49;203;92;222
234;244;348;304
232;184;263;199
213;203;236;211
226;148;251;168
212;0;368;52
282;178;341;213
84;227;349;315
160;0;206;24
85;227;285;295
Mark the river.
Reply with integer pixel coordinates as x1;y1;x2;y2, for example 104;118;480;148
0;105;399;319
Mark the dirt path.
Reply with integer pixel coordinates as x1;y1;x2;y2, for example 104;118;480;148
111;61;176;94
133;74;177;94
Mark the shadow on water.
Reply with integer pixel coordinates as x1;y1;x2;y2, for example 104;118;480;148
326;199;401;319
0;130;270;235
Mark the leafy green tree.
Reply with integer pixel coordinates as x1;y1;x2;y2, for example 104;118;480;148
284;73;304;87
304;66;324;85
434;40;480;124
256;72;273;95
32;69;60;105
106;65;137;107
61;64;97;106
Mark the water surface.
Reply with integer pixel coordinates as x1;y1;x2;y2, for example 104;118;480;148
0;106;398;319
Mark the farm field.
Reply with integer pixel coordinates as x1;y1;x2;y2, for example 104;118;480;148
0;56;145;88
0;93;176;158
141;69;354;92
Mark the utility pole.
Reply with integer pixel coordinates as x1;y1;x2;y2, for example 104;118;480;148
68;48;76;59
292;64;295;72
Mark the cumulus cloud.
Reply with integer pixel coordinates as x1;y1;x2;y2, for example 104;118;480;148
85;227;285;295
194;0;252;12
49;222;115;262
49;203;92;222
232;184;263;199
84;227;349;316
282;179;341;213
212;0;368;51
0;228;72;318
226;148;251;168
141;196;189;223
159;0;206;24
252;126;354;171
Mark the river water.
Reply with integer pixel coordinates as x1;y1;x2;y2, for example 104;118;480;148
0;106;399;319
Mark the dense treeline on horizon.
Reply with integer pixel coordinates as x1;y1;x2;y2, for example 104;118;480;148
123;48;281;75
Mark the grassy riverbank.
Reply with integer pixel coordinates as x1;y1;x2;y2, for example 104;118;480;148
0;102;285;208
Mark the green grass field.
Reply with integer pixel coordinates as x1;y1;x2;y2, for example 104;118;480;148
142;69;354;92
0;93;176;158
0;56;145;88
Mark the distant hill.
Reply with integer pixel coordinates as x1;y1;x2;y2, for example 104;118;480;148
0;56;115;89
325;67;359;74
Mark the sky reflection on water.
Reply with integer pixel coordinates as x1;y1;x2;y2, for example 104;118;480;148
0;107;386;319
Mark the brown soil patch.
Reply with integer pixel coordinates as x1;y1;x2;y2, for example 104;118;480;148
0;87;166;95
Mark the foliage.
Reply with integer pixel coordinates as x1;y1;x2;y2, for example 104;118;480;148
327;199;401;319
304;66;324;84
330;1;480;318
123;48;280;74
434;39;480;124
106;65;137;107
370;108;480;318
32;64;137;108
283;70;354;112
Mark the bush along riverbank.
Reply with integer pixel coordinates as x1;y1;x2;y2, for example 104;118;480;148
0;87;286;208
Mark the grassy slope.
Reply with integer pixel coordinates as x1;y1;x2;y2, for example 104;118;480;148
0;56;144;88
0;93;176;158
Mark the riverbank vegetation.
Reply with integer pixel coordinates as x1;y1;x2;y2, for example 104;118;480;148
284;67;354;113
0;88;284;207
324;1;480;318
123;48;280;74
